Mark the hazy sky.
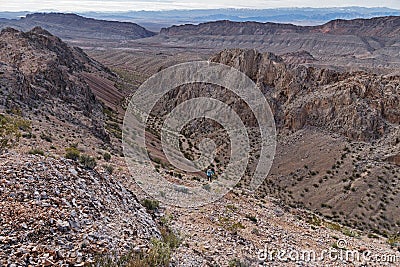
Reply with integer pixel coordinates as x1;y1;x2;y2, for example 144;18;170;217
1;0;399;12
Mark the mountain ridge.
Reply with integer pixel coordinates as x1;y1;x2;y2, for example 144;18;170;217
160;15;400;37
0;13;155;41
0;26;115;140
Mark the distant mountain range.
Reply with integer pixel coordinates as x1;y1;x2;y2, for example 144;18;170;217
0;13;155;41
1;7;400;31
160;16;400;37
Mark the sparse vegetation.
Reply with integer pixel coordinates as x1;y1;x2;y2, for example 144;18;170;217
28;148;44;156
79;154;97;170
387;234;400;248
103;152;111;162
228;258;250;267
103;164;114;174
93;225;180;267
0;114;31;153
141;198;160;211
65;146;80;161
93;238;173;267
218;215;245;233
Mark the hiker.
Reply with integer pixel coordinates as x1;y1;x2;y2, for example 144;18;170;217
206;168;214;182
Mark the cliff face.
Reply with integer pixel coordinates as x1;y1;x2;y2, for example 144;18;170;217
210;48;400;141
0;27;111;140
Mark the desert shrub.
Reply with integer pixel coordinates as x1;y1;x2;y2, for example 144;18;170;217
92;239;170;267
218;216;245;233
79;154;97;170
202;184;211;191
103;164;114;175
103;152;111;162
388;234;400;247
28;148;44;156
65;146;80;161
152;157;162;165
229;258;250;267
174;186;188;194
92;227;180;267
160;226;180;250
308;215;322;226
0;114;31;153
141;198;159;211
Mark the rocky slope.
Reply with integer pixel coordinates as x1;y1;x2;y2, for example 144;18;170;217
167;190;400;266
0;27;167;266
0;152;160;266
0;13;155;41
0;27;128;141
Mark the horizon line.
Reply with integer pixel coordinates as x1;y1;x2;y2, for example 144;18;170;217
1;6;400;13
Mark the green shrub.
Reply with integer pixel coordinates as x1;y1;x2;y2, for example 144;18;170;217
28;148;44;156
0;114;31;153
229;258;250;267
79;154;97;170
141;198;159;211
388;234;400;247
103;164;114;175
103;152;111;162
218;216;245;233
65;147;80;161
133;238;171;267
92;239;171;267
160;226;180;250
92;228;179;267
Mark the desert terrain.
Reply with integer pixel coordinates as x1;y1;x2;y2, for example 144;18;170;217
0;12;399;266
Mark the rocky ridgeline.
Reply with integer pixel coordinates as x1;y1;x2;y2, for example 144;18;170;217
0;153;160;266
210;48;400;141
160;16;400;37
0;27;112;141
